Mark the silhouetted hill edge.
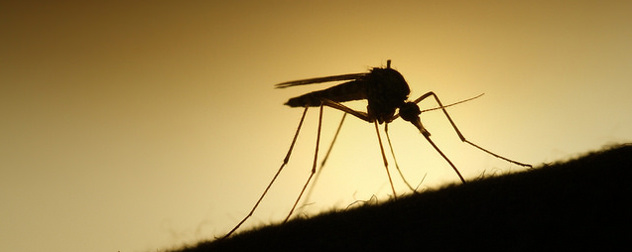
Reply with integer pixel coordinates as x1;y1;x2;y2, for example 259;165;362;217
171;144;632;251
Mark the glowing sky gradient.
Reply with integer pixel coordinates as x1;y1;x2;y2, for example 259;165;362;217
2;1;631;251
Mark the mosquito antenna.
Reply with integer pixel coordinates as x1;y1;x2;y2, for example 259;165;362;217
420;93;485;113
391;93;485;121
411;91;532;179
387;59;391;68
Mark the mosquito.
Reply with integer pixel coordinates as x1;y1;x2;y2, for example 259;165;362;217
222;60;531;238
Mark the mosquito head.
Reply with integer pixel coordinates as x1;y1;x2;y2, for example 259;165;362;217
400;102;430;137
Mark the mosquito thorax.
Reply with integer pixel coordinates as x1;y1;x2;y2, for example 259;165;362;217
365;67;411;123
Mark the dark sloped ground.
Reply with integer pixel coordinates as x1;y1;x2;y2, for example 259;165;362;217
171;144;632;252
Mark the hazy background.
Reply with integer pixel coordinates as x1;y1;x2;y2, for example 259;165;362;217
2;1;630;251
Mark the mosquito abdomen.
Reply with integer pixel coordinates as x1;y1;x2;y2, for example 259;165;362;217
284;80;368;107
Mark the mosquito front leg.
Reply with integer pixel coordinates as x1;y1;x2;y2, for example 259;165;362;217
413;91;532;168
222;105;309;239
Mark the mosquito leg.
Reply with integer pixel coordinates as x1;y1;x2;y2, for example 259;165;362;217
320;98;371;122
301;112;347;207
415;173;428;191
319;98;399;198
284;103;324;222
375;121;398;199
320;113;347;167
384;123;416;192
413;91;532;168
221;106;310;239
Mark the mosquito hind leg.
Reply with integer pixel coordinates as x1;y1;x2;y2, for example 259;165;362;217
301;112;347;208
413;91;532;168
222;105;310;239
320;112;347;167
284;103;324;222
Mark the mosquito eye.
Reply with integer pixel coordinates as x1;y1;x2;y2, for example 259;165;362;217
399;102;421;122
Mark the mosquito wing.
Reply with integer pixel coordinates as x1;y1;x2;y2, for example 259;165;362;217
275;72;368;89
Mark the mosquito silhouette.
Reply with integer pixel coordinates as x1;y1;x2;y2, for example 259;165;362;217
222;60;531;238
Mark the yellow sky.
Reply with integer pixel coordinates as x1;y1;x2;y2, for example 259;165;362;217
2;1;631;251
